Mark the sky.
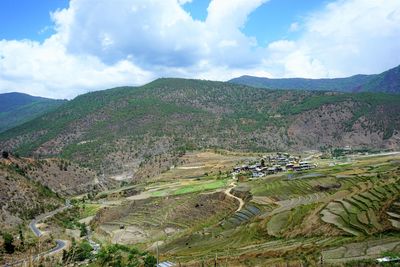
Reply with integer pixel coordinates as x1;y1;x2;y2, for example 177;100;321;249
0;0;400;99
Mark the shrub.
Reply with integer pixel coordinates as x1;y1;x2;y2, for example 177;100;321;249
2;232;15;254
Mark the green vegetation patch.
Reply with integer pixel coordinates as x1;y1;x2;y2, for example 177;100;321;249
79;203;102;218
171;179;229;196
147;178;229;197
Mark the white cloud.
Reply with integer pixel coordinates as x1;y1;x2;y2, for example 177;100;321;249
0;38;153;99
268;40;296;52
0;0;400;98
289;22;299;32
271;0;400;78
177;0;193;5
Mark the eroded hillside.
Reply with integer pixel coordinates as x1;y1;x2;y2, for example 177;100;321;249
0;158;62;230
0;153;111;232
1;79;399;182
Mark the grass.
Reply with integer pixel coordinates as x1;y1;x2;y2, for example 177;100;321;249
147;176;230;197
267;210;291;236
79;203;102;218
172;179;228;195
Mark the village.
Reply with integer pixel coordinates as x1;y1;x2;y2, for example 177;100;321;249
233;153;316;179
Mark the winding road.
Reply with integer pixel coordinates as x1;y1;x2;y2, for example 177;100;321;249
224;180;245;212
4;201;71;266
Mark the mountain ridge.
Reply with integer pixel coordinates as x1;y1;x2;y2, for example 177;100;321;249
229;65;400;93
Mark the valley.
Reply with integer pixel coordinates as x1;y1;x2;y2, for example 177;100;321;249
0;79;399;266
3;150;398;266
1;1;400;266
0;79;400;266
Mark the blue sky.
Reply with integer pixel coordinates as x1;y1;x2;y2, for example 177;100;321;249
1;0;324;45
0;0;399;98
183;0;326;45
0;0;68;41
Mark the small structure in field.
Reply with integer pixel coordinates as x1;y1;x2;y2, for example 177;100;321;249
157;261;176;267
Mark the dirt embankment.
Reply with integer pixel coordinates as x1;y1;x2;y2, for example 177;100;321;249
230;184;252;203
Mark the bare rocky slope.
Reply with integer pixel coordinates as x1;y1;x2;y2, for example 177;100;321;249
0;78;399;182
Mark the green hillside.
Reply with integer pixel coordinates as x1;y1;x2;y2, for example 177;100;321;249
0;92;66;132
229;74;374;92
357;65;400;93
229;64;400;93
1;79;399;179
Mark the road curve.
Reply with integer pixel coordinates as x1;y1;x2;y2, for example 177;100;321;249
46;240;67;255
29;219;42;237
4;202;71;266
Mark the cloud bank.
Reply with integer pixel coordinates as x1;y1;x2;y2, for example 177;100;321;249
1;0;400;98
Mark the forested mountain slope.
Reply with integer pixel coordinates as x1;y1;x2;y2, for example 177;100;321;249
230;64;400;93
1;79;399;181
0;92;66;132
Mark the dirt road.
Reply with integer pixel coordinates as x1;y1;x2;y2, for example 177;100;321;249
224;180;244;212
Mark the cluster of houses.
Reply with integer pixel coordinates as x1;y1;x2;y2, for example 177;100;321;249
233;153;316;178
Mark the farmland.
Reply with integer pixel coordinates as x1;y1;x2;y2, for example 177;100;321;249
62;151;400;266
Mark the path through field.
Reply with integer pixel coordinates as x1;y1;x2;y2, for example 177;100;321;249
224;180;244;212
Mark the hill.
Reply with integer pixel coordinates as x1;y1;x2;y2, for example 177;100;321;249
0;152;113;234
0;155;63;230
356;64;400;93
229;64;400;93
0;92;66;132
0;78;399;181
229;74;374;92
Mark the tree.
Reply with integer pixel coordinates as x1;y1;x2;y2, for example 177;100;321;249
2;232;15;254
144;255;157;267
2;151;8;159
64;240;92;263
260;158;265;167
75;241;93;261
79;223;88;237
18;226;24;248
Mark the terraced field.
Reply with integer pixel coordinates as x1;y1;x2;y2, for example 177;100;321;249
322;237;400;264
321;178;400;236
94;191;238;246
159;153;400;265
88;152;400;265
387;198;400;229
220;204;265;230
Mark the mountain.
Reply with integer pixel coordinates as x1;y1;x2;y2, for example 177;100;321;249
0;92;66;133
356;64;400;93
0;78;399;181
229;74;375;92
229;65;400;93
